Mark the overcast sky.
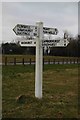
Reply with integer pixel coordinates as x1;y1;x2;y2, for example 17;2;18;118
2;2;78;43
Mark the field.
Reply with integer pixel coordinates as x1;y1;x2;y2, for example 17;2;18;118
2;64;79;118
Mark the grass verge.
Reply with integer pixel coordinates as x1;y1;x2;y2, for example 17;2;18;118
2;64;79;118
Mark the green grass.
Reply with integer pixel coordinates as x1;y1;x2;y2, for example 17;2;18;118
2;64;79;118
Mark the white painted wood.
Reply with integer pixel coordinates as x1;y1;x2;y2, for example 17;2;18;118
35;22;43;99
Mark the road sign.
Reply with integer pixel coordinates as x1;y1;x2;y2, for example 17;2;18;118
19;39;69;47
13;24;58;36
42;39;60;47
42;39;69;47
19;40;36;47
13;24;37;36
43;27;58;35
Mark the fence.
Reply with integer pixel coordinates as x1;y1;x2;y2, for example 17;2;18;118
3;57;80;66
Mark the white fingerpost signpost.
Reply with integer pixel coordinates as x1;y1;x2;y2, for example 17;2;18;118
13;21;69;99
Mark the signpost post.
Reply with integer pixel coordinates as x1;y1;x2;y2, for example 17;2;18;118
13;22;69;99
35;22;43;98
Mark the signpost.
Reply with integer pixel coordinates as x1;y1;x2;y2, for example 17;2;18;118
13;22;69;99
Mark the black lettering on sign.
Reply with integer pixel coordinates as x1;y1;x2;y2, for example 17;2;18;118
43;27;50;30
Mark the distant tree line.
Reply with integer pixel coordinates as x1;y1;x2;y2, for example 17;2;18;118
50;39;79;57
2;36;80;57
2;43;35;55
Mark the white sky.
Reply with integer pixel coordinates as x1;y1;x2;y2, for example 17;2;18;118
1;1;78;43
